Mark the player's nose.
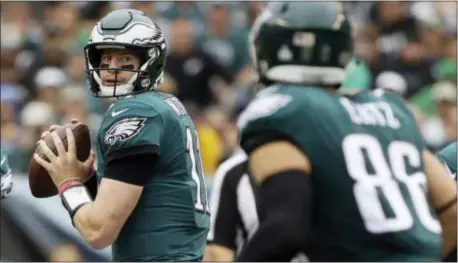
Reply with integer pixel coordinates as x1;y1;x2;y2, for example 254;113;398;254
106;58;120;74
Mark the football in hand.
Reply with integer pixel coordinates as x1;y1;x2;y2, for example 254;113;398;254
29;122;92;198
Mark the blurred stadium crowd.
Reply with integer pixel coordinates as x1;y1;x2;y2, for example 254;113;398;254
0;1;457;262
1;1;457;176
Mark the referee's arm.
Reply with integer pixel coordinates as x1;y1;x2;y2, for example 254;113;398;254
204;157;243;261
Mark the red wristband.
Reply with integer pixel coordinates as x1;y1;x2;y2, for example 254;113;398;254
58;180;83;197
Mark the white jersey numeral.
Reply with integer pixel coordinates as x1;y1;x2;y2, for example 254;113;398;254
342;134;441;234
186;128;209;213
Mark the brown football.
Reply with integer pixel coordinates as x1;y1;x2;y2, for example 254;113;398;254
29;122;91;198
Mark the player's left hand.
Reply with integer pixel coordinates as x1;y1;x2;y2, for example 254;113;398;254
33;128;95;188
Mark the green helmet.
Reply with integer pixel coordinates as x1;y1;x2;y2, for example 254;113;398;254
84;9;167;97
249;2;353;86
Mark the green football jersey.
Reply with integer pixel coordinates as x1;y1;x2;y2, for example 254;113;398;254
96;92;210;261
436;142;457;181
238;85;442;261
1;149;13;199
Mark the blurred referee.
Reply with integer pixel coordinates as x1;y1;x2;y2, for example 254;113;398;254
204;149;307;261
204;149;258;261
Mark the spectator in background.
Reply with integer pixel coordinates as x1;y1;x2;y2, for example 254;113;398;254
433;33;457;83
353;25;388;88
0;40;27;150
34;67;67;113
436;1;457;37
165;18;237;175
66;51;86;84
375;71;408;96
369;2;421;57
195;114;224;175
407;11;456;121
0;48;21;90
20;101;55;142
445;34;457;64
0;19;29;93
410;2;445;60
51;3;81;51
40;25;67;68
367;2;436;99
161;1;205;38
0;2;34;44
0;5;27;140
199;4;253;84
42;2;60;25
1;2;41;96
59;84;90;125
165;18;233;111
421;81;457;152
12;101;56;173
1;86;24;154
377;38;436;99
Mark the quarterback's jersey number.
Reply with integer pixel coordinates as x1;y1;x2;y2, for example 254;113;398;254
186;127;209;214
342;134;441;234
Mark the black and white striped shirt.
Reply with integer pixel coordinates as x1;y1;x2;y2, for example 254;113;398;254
207;149;308;261
207;150;259;253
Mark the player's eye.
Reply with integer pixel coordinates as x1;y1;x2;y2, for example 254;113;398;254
121;65;135;70
101;55;111;62
120;56;132;63
100;63;109;69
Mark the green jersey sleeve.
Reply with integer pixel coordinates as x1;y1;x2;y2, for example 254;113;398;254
436;142;457;180
237;87;315;155
100;102;164;163
1;150;11;177
1;149;13;198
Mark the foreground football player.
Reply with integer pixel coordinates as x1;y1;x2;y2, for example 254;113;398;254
34;9;210;261
236;2;457;261
1;149;13;199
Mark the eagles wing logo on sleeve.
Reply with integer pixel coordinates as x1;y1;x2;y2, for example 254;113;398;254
104;117;147;145
1;170;12;199
1;154;13;199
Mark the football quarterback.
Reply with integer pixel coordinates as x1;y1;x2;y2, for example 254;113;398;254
236;2;457;261
34;9;210;261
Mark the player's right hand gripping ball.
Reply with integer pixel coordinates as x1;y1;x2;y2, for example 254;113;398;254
29;122;92;198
